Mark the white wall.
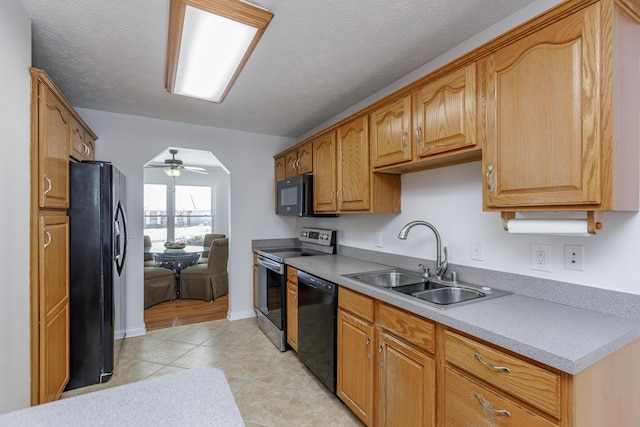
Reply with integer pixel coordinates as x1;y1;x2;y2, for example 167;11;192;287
308;162;640;295
0;0;31;414
76;109;296;335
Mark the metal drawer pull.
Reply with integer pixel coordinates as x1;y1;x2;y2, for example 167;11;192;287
43;174;52;196
378;344;384;368
365;336;371;360
474;353;511;373
416;123;423;145
402;129;409;149
43;230;52;249
486;165;494;192
474;393;511;417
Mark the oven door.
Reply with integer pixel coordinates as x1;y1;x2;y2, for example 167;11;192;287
256;255;286;330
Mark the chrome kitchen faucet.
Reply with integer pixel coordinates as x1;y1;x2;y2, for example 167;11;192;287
398;220;448;279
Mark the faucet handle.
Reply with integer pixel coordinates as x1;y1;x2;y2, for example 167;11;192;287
418;263;430;277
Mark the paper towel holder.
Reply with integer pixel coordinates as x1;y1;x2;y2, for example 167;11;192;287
501;211;603;234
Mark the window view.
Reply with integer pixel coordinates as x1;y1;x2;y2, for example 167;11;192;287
144;183;212;245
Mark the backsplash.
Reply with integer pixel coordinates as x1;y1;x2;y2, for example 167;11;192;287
339;245;640;322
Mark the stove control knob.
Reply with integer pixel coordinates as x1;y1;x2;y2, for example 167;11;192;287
301;231;308;237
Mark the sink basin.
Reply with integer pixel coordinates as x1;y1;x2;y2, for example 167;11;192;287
413;287;485;305
343;268;512;309
345;270;427;288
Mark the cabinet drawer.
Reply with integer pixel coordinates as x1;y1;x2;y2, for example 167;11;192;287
287;266;299;284
378;303;435;354
445;330;560;418
445;367;558;427
338;287;374;323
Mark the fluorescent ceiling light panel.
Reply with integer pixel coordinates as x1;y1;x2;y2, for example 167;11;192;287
166;0;273;103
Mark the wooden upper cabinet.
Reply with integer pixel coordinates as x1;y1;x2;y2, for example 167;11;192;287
38;82;70;209
274;154;286;182
70;118;96;162
313;131;338;213
285;142;313;178
337;115;370;211
414;63;477;158
370;95;412;168
482;2;640;211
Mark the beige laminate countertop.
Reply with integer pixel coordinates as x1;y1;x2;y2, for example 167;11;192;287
285;254;640;375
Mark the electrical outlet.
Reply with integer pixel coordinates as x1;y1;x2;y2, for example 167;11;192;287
530;243;552;272
470;239;484;261
374;232;383;248
564;244;584;271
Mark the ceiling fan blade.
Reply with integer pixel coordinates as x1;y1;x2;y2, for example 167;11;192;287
144;164;166;168
184;166;208;174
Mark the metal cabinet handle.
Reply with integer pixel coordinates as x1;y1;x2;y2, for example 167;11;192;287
474;353;511;373
295;158;300;169
474;393;511;417
486;165;494;193
82;142;91;157
43;229;52;249
43;174;52;196
415;122;423;145
365;336;371;360
337;188;342;202
402;129;409;149
330;190;335;202
378;344;384;368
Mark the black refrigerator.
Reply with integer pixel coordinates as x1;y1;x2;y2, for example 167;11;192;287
66;161;128;390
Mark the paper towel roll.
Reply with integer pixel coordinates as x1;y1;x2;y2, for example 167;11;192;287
506;219;590;236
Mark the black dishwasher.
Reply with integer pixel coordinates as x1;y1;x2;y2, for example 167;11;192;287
297;270;338;393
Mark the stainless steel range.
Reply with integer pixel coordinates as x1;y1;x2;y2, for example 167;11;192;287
255;227;336;351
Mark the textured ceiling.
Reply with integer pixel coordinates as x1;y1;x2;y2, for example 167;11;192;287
21;0;535;138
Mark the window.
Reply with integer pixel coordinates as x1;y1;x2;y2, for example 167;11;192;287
144;183;213;245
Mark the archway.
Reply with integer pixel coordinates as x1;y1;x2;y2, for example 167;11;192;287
142;147;230;329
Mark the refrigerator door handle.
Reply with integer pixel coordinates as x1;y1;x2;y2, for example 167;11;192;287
114;201;128;276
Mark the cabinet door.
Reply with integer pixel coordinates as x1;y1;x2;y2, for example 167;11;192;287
312;132;338;213
38;83;70;209
83;130;95;161
337;309;374;426
285;150;299;178
286;282;298;351
483;6;601;208
338;115;370;211
69;117;85;161
297;142;313;175
414;63;476;158
274;155;286;182
370;96;412;168
377;332;436;427
38;215;70;403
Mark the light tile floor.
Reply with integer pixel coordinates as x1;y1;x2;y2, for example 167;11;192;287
62;318;363;427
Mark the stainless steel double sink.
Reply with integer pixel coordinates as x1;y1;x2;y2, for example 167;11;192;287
343;269;510;309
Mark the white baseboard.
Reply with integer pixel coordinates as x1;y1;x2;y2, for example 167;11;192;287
227;309;256;321
117;326;146;339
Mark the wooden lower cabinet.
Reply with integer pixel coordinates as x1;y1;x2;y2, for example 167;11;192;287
286;266;299;351
335;286;640;426
444;367;557;427
38;214;70;403
377;332;435;427
337;308;375;426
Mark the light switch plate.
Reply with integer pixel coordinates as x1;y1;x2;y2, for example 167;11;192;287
470;239;484;261
374;232;383;248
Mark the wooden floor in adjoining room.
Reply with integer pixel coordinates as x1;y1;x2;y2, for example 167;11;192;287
144;295;229;331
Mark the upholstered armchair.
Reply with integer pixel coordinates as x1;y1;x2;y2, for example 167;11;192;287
180;237;229;301
143;235;155;267
198;233;226;264
144;266;176;309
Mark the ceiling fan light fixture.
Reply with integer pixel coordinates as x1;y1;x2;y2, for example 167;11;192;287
166;0;273;103
164;167;183;178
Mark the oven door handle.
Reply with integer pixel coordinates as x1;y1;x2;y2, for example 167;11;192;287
257;255;284;274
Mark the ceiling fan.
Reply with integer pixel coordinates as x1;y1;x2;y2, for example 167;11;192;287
145;149;208;177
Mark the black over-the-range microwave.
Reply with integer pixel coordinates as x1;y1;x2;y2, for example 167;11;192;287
276;174;338;217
